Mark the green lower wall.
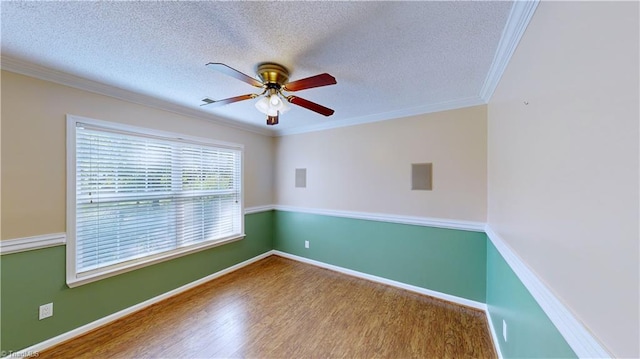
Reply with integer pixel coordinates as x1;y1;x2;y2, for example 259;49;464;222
486;240;576;358
0;211;273;354
274;211;576;358
272;210;487;302
2;209;577;358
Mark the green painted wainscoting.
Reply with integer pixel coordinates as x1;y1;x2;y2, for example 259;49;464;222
3;208;578;358
272;210;487;303
486;240;576;358
0;211;274;354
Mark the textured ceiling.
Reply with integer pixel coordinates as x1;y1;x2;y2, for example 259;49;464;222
1;1;515;135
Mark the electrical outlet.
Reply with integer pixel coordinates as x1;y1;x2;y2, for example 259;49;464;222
39;303;53;320
502;319;507;342
304;240;309;249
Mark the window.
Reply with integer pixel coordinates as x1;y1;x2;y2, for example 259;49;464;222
66;115;244;287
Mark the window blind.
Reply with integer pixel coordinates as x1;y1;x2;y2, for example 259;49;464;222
74;123;242;275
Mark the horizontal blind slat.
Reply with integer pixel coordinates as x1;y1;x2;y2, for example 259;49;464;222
74;125;242;274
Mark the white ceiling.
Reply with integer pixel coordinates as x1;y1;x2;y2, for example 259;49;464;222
0;1;534;136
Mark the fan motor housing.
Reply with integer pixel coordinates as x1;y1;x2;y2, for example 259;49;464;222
257;62;289;87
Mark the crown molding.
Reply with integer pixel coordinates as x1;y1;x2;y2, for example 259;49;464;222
1;55;486;138
0;56;274;136
479;0;539;102
2;0;537;139
274;96;485;136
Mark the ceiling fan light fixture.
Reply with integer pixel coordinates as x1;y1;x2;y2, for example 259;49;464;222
279;98;291;114
269;94;281;106
255;96;270;114
255;93;289;116
205;62;336;125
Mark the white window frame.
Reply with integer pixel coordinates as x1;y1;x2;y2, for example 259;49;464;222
66;115;245;287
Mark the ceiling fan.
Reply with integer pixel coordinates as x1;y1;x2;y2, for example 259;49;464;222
201;62;337;125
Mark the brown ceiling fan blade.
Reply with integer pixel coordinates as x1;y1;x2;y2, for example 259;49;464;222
287;96;335;116
206;63;264;88
200;94;258;107
283;73;337;92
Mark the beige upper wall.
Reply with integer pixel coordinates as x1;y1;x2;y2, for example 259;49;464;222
275;106;487;222
487;2;639;357
1;71;275;240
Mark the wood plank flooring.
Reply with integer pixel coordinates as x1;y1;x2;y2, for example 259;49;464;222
37;255;497;358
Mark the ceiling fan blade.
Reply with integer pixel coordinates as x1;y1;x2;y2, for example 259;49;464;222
206;63;264;88
283;73;337;92
287;96;335;116
200;94;258;107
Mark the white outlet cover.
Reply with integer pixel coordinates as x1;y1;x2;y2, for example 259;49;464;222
39;303;53;320
502;319;507;342
304;240;309;249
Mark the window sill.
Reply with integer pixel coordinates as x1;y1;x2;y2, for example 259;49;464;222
66;234;245;288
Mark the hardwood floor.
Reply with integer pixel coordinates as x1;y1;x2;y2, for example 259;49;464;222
37;256;497;358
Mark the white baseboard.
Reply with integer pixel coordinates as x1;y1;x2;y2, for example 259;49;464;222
5;251;274;359
10;248;498;358
272;250;487;311
485;308;504;359
273;251;508;357
4;214;608;358
485;225;610;358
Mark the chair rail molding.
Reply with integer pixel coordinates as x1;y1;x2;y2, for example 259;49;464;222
484;224;610;358
0;233;67;255
274;205;485;232
0;207;273;255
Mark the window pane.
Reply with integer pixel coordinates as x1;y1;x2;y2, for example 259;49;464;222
74;123;242;275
